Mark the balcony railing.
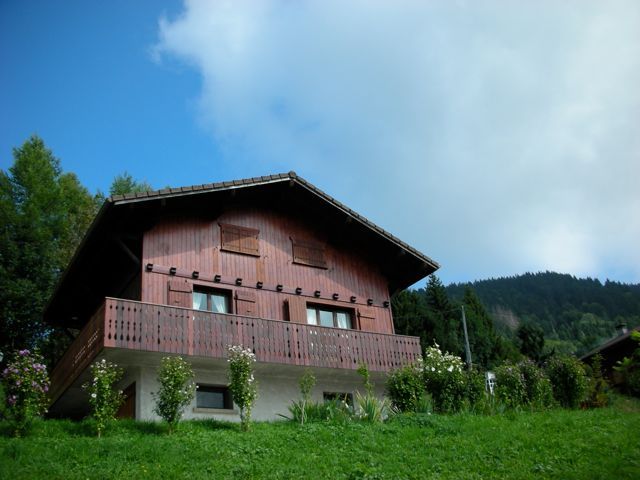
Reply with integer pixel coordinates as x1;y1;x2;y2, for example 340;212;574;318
50;298;422;403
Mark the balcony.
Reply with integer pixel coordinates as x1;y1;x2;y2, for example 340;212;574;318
50;298;422;403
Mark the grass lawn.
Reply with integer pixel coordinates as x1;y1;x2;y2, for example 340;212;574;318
1;398;639;479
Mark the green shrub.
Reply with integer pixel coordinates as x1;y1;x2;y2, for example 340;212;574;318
2;349;50;437
227;345;258;431
546;355;587;409
462;368;487;411
423;344;466;413
386;362;424;413
613;331;640;397
288;369;317;425
583;354;610;408
494;362;526;409
519;360;554;408
153;356;196;433
355;363;388;422
83;358;124;437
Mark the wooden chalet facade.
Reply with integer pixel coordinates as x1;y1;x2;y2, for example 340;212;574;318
46;172;439;420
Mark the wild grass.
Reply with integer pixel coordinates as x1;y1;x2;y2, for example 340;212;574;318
1;397;639;479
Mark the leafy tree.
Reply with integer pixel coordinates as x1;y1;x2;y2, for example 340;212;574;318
109;172;153;196
0;136;97;361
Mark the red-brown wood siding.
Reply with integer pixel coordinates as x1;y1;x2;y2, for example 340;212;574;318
141;208;395;334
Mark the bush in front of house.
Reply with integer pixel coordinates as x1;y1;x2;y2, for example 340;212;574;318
83;358;124;437
227;345;257;431
422;344;466;413
495;360;554;410
386;361;424;413
153;356;196;433
546;355;587;409
583;353;611;408
2;349;50;436
494;362;526;409
355;363;390;422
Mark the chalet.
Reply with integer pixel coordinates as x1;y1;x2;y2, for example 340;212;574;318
46;172;439;421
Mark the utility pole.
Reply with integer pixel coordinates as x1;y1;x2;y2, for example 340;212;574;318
461;305;472;368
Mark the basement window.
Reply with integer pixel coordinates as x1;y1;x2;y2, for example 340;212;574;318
323;392;354;407
196;385;233;410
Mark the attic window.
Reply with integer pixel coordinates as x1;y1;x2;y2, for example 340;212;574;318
220;223;259;256
291;238;327;269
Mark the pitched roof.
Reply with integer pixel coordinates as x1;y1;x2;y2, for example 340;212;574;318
45;172;439;327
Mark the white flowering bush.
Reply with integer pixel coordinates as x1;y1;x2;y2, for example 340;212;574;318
153;356;196;433
83;359;124;437
2;349;50;436
422;344;466;413
227;345;257;431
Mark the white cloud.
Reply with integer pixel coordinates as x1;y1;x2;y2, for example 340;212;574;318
155;0;640;283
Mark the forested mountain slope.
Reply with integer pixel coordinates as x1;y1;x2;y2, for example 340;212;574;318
446;272;640;355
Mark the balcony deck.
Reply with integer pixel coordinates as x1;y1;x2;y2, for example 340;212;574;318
50;298;422;403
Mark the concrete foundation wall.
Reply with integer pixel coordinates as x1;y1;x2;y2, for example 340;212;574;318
74;349;389;422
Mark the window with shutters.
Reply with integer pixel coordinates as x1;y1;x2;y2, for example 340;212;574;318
306;304;353;329
192;287;231;313
220;223;260;256
291;238;327;268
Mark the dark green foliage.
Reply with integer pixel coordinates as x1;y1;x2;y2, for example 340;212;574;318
546;355;588;408
447;272;640;356
495;363;526;408
0;136;98;362
613;331;640;397
584;354;611;408
392;276;513;369
462;287;502;368
108;172;153;196
517;323;545;362
386;364;423;412
462;368;486;409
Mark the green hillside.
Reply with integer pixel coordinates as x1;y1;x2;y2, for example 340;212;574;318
446;272;640;356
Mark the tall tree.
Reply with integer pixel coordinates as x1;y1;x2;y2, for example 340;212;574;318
109;172;153;196
425;275;462;356
0;136;97;360
462;287;500;368
516;322;545;362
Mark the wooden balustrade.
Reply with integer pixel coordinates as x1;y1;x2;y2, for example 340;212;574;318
49;303;105;403
51;297;422;403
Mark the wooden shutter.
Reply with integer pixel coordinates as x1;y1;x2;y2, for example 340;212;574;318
220;223;259;256
286;296;307;323
235;290;257;316
357;306;377;332
291;238;327;268
168;279;192;308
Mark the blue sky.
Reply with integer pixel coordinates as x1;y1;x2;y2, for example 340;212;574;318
2;0;639;285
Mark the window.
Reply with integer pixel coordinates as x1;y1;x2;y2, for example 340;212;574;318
220;223;259;256
291;238;327;268
196;385;233;410
323;392;353;407
306;305;353;329
193;288;230;313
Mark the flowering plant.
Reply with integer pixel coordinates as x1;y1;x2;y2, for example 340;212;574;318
227;345;257;431
2;349;50;436
422;343;466;413
153;356;196;433
82;358;124;437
